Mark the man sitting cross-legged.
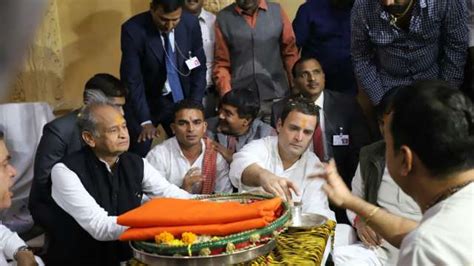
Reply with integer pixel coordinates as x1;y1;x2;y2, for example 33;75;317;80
229;98;333;219
146;100;232;194
46;103;191;265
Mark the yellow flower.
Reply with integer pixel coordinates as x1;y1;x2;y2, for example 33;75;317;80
155;232;174;244
226;242;236;253
168;239;185;246
181;232;198;244
199;248;211;256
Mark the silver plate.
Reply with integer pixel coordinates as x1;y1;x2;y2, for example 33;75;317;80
131;239;275;266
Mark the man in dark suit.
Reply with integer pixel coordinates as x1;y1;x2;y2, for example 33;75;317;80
29;73;127;232
120;0;207;157
271;57;371;223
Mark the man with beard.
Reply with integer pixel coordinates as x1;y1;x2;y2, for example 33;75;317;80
206;89;276;163
183;0;218;117
229;98;338;265
352;0;468;105
293;0;357;95
213;0;298;123
272;57;371;223
229;98;334;220
46;103;191;265
146;100;232;194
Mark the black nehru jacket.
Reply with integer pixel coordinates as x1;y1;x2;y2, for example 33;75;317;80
45;148;144;266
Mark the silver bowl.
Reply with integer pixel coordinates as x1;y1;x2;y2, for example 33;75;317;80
288;205;328;231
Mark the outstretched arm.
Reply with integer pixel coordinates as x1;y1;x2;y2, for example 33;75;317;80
241;163;300;202
317;160;418;248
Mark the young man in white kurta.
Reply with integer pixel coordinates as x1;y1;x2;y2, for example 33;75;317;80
146;100;232;194
146;137;232;193
229;136;334;220
228;99;334;219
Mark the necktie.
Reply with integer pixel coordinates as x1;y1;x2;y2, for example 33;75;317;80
313;106;325;161
163;33;184;102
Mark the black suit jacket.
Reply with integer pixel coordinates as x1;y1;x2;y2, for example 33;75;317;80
271;90;371;185
29;110;84;227
120;11;206;125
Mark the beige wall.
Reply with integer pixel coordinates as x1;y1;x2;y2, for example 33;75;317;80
9;0;303;110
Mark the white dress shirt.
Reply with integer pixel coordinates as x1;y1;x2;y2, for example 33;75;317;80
146;137;232;193
51;158;191;241
346;164;422;265
161;29;176;96
142;30;178;126
229;136;335;220
198;9;216;88
310;91;330;161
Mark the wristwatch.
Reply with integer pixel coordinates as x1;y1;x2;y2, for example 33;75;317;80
13;245;32;260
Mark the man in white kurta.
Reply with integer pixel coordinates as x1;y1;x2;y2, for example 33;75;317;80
230;136;334;220
229;98;334;219
147;100;232;194
146;137;232;194
338;164;422;266
229;99;340;264
318;81;474;265
48;103;192;265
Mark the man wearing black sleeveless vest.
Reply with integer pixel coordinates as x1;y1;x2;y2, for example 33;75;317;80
45;103;191;265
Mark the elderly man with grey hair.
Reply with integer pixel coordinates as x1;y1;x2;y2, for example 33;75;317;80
29;73;128;234
46;102;191;265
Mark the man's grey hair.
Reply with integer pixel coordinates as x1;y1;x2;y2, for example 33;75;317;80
77;102;116;137
83;89;110;105
79;90;122;137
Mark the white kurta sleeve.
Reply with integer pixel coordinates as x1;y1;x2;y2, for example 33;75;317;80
145;145;169;178
229;139;268;189
141;159;192;199
347;163;364;225
213;153;233;193
51;163;127;241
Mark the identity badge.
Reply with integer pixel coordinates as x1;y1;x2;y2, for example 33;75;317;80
333;126;349;146
185;57;201;70
333;135;349;146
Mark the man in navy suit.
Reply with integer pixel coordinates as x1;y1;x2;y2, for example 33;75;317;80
272;57;371;223
120;0;207;157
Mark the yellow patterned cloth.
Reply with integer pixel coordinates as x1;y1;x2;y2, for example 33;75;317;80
245;220;336;266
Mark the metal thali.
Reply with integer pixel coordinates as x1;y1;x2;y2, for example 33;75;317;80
131;239;275;266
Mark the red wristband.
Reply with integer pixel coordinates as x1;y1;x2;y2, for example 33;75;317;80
354;215;360;225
